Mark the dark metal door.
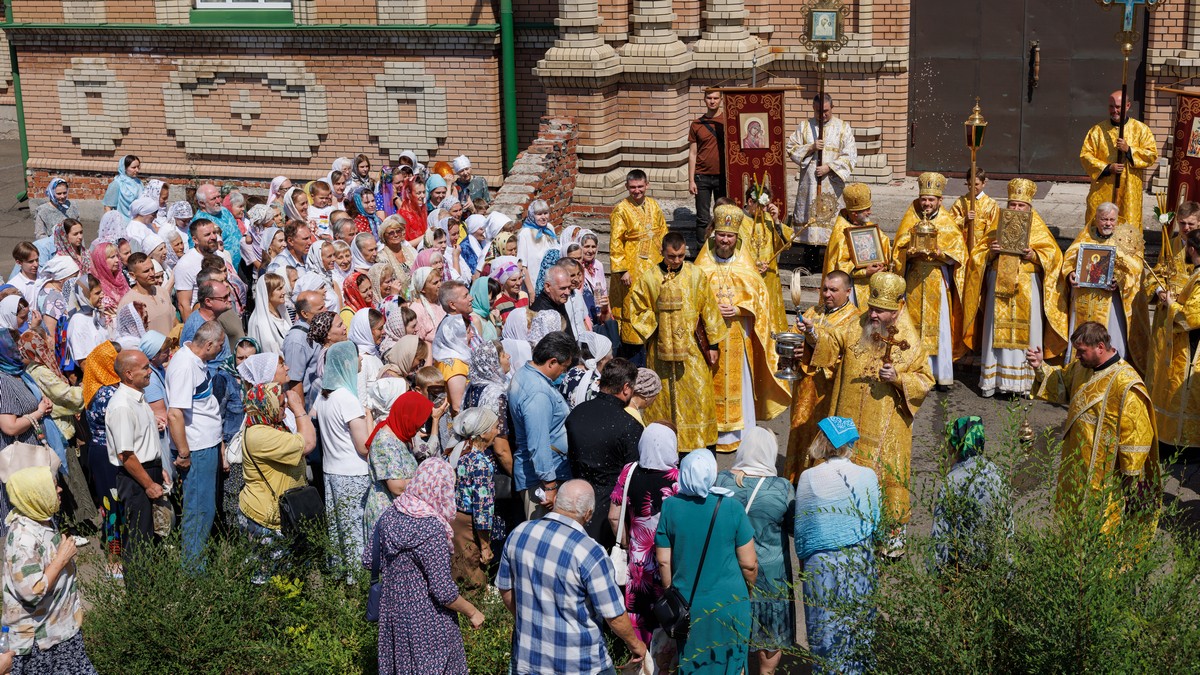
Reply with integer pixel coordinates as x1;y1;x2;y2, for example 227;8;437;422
907;0;1145;179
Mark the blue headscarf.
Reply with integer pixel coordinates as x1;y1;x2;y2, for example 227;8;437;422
107;155;143;217
678;449;733;498
348;185;381;237
425;174;447;213
46;178;71;216
322;340;360;396
535;249;562;292
522;204;556;240
191;207;242;268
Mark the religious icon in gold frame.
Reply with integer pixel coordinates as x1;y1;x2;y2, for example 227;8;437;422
1075;244;1116;289
996;208;1032;256
846;225;885;269
800;0;849;51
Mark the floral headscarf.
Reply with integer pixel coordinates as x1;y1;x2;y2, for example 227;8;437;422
115;301;147;340
243;382;287;430
366;263;393;304
83;340;120;407
535;248;562;292
468;340;508;416
18;330;64;382
395;457;456;542
307;310;337;347
342;271;373;312
947;415;986;461
53;220;89;274
96;211;128;245
141;179;167;219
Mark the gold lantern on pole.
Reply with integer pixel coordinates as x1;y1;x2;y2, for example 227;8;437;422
963;98;988;251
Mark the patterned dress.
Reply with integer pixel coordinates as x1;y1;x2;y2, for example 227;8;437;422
365;509;466;675
364;426;418;543
454;447;504;540
610;462;679;642
85;384;123;558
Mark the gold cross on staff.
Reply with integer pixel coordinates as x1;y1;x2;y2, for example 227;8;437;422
872;324;909;365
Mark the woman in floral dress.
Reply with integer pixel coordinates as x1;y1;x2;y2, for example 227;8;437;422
448;407;503;589
608;422;681;642
363;391;434;542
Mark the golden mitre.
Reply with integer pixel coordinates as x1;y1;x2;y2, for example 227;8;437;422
843;182;872;212
867;271;906;311
713;204;743;234
1007;178;1037;205
918;172;947;197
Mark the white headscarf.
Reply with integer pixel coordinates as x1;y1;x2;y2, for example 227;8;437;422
576;331;612;369
485;212;513;240
527;310;563;348
502;306;529;341
349;307;379;357
247;273;292;354
0;295;22;330
350;233;374;272
638;422;679;472
731;426;779;478
367;377;408;419
237;353;280;386
501;337;531;373
33;255;79;303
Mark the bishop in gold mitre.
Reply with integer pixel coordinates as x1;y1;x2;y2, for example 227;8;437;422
891;172;967;387
961;178;1068;397
822;182;891;312
736;184;794;332
696;204;791;452
800;272;934;544
1080;90;1159;230
1058;201;1148;368
1029;321;1158;535
1147;228;1200;453
785;269;861;482
624;232;728;450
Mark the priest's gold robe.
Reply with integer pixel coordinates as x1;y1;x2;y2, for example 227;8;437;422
786;300;861;481
1033;358;1158;533
809;311;934;523
624;261;728;450
961;208;1069;360
1147;268;1200;449
1080;117;1158;229
948;191;1001;250
610;196;668;332
738;211;794;333
696;244;792;451
892;204;968;357
1059;222;1148;368
823;214;892;312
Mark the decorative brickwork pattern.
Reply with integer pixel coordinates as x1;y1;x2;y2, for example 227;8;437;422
162;59;328;160
378;0;427;25
152;0;191;25
367;62;448;164
56;58;130;152
490;117;578;224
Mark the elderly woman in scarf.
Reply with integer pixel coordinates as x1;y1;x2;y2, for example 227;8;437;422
448;406;503;589
103;155;142;217
715;426;796;672
3;466;97;673
241;204;276;272
88;241;130;313
931;416;1011;573
625;367;661;426
366;457;484;675
794;417;879;674
516;199;557;296
363;390;428;543
462;337;513;468
459;214;490;276
157;222;187;269
367;263;401;316
35;178;81;240
410;266;446;347
608;422;681;644
314;341;373;576
488;256;526;322
32;255;79;340
656;448;757;675
82;341;126;576
560;331;611;408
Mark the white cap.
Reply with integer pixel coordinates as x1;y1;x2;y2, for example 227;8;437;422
452;155;471;173
129;196;160;217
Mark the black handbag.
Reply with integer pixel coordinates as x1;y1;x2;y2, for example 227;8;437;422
652;496;723;642
243;432;325;550
366;523;383;622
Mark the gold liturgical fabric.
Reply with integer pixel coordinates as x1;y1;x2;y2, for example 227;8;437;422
738;212;794;333
823;215;892;312
609;197;668;328
892;204;967;356
1080;118;1159;230
1146;268;1200;448
1060;222;1147;358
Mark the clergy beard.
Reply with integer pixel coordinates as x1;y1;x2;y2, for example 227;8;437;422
860;319;890;352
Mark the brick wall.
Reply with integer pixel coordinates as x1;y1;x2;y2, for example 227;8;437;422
490;117;578;224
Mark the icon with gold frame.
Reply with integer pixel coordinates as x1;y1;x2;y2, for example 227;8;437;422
800;0;849;51
846;225;886;269
1075;244;1117;289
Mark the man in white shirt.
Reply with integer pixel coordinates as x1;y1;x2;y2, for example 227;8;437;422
107;349;164;565
8;241;39;306
166;320;226;567
267;221;315;276
125;197;160;253
174;219;221;321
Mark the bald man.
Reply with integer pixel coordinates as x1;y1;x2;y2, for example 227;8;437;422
529;265;576;338
1080;89;1158;230
107;349;167;565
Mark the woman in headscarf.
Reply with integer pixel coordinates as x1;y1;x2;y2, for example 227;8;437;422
33;255;79;340
608;422;681;644
339;270;375;327
715;426;796;673
313;340;373;576
414;247;449;282
365;457;484;675
303;239;341;309
267;175;291;206
562;331;612;408
141;178;169;219
258;226;284;273
516;199;557;296
930;416;1010;572
368;263;402;317
462;338;512;472
363;390;428;542
794;417;879;674
83;340;125;577
247;273;292;355
282;186;309;224
397;175;428;244
425;173;449;213
241;203;275;273
385;334;426;378
459;214;490;276
53;218;89;275
488;231;517;268
483;212;514;261
409;266;446;347
0;298;53;516
350;307;386;411
65;274;112;367
158;222;186;269
103;154;142;217
114;301;149;341
351;232;378;274
215;338;263;524
468;277;500;342
449;406;503;589
3;466;97;673
88;241;130;311
35;178;80;240
346;184;382;237
488;256;526;321
349;154;375;193
305;310;347;381
656;448;757;675
625;367;661;426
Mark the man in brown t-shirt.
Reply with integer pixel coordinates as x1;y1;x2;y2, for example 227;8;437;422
689;90;726;240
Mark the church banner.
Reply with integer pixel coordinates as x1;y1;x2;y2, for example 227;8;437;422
722;88;788;216
1168;89;1200;209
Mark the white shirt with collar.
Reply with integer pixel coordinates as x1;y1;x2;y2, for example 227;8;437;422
105;383;161;466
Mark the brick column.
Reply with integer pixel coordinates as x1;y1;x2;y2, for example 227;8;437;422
619;0;689;76
692;0;761;67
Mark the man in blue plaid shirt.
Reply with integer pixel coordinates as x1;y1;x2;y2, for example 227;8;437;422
498;480;647;674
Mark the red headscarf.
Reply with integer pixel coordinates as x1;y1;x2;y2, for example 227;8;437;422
341;271;374;312
366;391;433;449
88;241;130;307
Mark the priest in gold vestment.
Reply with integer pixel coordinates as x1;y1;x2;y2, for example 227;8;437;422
1079;90;1159;229
948;170;1000;250
892;172;967;387
823;182;891;312
961;178;1068;396
697;205;791;452
624;232;728;449
1029;322;1158;533
1147;229;1200;452
610;169;669;338
786;270;860;481
801;272;934;542
738;185;794;333
1058;202;1147;365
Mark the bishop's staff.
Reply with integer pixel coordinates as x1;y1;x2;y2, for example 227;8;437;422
1094;0;1167;202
